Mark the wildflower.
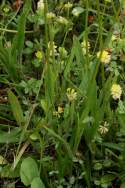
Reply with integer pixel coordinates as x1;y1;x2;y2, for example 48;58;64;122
97;50;111;64
57;16;68;25
35;51;43;60
37;0;44;10
59;47;68;58
111;34;120;41
48;41;58;56
72;7;84;17
64;2;73;9
66;88;77;101
111;84;122;100
3;7;10;13
81;40;90;55
98;122;109;135
53;106;64;117
58;106;64;114
47;12;56;20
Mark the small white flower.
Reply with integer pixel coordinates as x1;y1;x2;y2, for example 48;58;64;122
98;122;109;135
37;0;44;11
48;41;58;56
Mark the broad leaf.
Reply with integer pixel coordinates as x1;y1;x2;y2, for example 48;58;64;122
31;177;45;188
8;90;24;126
20;157;39;186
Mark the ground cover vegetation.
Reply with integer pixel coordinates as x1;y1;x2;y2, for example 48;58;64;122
0;0;125;187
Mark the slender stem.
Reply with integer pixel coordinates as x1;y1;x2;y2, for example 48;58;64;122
0;28;35;34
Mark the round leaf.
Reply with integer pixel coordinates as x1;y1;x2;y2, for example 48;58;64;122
20;157;39;186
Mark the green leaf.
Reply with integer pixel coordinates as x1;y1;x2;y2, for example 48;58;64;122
8;90;24;126
93;163;103;171
1;164;20;178
20;157;39;186
40;99;48;113
12;0;31;55
0;128;21;143
43;126;73;159
100;174;116;184
0;42;19;82
31;177;45;188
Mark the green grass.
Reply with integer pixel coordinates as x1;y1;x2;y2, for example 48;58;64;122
0;0;125;187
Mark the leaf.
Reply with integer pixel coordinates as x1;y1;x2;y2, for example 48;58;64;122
31;177;45;188
0;128;21;143
100;174;116;184
1;164;20;178
8;90;25;126
0;42;19;82
93;163;103;171
20;157;39;186
43;125;73;159
40;99;48;113
12;0;31;55
45;64;56;109
100;142;124;152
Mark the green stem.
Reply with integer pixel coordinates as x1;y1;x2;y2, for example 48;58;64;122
0;28;35;33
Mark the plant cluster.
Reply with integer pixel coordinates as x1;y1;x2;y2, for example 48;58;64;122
0;0;125;187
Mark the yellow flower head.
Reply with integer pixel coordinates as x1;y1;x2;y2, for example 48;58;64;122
81;40;90;55
53;106;64;118
64;2;73;9
111;84;122;100
97;50;111;64
58;106;64;114
66;88;77;101
57;16;68;25
47;12;56;20
35;51;43;60
111;34;120;42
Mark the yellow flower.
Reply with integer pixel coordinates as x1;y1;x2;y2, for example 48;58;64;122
111;34;120;41
58;106;64;114
35;51;43;60
81;40;90;55
64;2;73;9
53;106;64;118
57;16;68;25
111;84;122;100
97;50;111;64
66;88;77;101
47;12;56;20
